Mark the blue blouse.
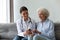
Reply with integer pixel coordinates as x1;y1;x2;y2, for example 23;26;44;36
37;19;55;40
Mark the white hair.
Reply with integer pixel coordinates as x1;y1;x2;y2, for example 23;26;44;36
37;7;49;17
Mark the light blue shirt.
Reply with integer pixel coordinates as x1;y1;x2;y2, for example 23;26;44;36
16;17;36;37
37;19;55;40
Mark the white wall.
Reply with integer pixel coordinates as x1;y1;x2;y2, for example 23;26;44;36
14;0;22;22
14;0;60;23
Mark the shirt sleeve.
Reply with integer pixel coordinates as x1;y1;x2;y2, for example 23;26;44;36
48;22;55;39
41;22;55;39
16;20;24;37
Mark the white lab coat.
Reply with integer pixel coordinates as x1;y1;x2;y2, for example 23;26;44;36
16;17;36;37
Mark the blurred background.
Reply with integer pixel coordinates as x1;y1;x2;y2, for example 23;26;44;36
14;0;60;23
0;0;60;40
0;0;60;23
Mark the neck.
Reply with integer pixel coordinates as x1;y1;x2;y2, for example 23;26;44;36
24;18;28;21
41;19;46;22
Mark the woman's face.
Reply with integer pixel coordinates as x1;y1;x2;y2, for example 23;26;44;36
21;10;28;19
38;10;47;21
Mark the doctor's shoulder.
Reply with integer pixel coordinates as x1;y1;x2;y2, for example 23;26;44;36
16;18;21;24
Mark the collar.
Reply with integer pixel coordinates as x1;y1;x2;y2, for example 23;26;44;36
40;18;49;23
22;17;31;23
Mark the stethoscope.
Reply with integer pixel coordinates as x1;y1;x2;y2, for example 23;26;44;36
21;17;32;32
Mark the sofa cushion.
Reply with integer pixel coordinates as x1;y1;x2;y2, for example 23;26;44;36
0;23;17;39
54;23;60;40
0;23;60;40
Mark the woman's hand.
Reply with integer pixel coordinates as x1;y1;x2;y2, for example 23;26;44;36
32;29;37;33
30;33;35;37
32;29;41;34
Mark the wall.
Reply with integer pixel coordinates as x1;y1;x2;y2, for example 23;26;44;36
14;0;60;23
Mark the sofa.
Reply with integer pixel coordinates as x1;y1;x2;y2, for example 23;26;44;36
0;23;60;40
0;23;17;40
54;23;60;40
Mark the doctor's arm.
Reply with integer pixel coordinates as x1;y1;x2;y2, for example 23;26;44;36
16;21;32;36
16;21;29;36
16;22;24;36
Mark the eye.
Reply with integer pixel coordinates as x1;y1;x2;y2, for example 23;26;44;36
23;13;25;15
25;12;28;14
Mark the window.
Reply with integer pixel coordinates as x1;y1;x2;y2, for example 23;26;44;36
0;0;10;23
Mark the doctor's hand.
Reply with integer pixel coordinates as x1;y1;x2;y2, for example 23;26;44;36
26;29;32;35
23;31;28;36
23;29;32;36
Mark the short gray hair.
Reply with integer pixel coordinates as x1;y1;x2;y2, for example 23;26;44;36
37;8;49;17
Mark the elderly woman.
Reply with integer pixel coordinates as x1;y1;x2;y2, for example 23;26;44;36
28;8;55;40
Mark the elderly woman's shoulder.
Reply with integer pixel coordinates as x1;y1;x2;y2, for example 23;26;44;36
48;19;54;24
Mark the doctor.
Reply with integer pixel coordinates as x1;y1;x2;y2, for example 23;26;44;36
13;6;36;40
28;8;56;40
